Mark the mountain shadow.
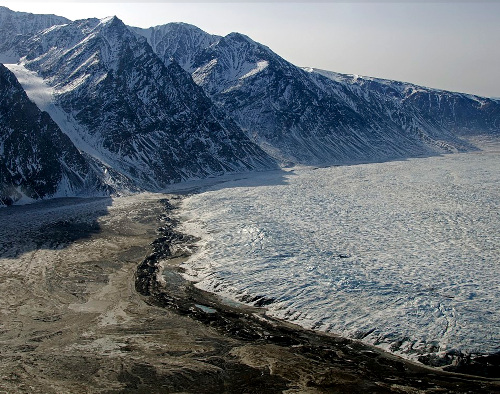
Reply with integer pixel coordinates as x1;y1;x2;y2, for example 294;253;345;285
0;196;111;259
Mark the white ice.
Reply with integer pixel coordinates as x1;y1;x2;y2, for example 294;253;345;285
180;150;500;361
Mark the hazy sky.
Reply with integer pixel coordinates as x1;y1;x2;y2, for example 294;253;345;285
3;1;500;97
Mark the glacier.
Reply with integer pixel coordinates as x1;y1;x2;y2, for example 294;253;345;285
180;148;500;364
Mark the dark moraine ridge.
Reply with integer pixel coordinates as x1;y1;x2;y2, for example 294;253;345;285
135;197;500;393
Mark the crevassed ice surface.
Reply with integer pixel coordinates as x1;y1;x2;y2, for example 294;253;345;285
180;151;500;360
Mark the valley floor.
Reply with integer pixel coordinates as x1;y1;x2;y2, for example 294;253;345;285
0;193;498;393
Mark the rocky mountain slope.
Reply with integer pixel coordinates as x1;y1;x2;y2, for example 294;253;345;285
0;6;69;36
137;23;499;165
310;68;500;137
0;64;109;206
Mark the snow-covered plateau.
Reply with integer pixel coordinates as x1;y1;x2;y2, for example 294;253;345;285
180;148;500;363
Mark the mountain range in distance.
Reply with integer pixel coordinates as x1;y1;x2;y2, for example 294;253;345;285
0;6;498;206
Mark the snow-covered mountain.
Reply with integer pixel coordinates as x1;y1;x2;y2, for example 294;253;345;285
0;6;69;36
0;6;70;62
1;6;499;205
137;23;499;165
5;14;276;193
0;64;109;206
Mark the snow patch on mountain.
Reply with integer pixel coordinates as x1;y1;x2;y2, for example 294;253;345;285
0;63;112;205
240;60;268;80
4;63;54;110
221;59;270;94
192;58;217;86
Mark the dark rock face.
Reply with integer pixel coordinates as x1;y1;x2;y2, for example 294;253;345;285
17;16;276;189
0;64;108;206
137;24;499;165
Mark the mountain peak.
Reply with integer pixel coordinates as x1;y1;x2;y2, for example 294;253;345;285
99;15;121;26
225;32;254;43
162;21;205;32
97;15;128;33
132;22;220;73
219;31;273;55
